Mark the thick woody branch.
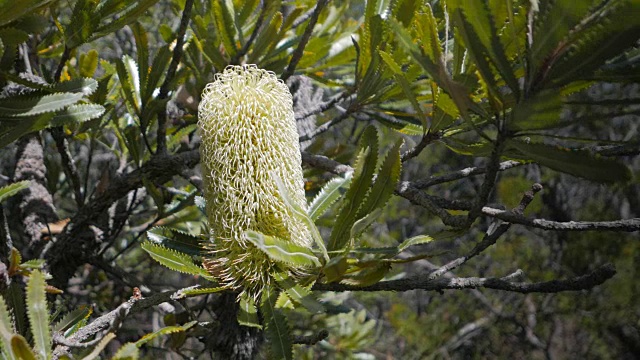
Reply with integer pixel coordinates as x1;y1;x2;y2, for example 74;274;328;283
413;160;523;189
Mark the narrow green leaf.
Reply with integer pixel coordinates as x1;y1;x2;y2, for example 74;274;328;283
0;93;83;117
50;104;106;126
131;22;149;94
271;172;328;262
51;78;98;96
93;0;161;40
237;295;261;329
261;289;292;360
146;227;202;256
81;332;115;360
506;140;632;183
508;90;562;131
308;173;352;221
341;262;391;287
115;56;140;115
10;335;36;360
0;0;53;27
273;273;324;314
141;241;210;277
25;270;50;359
176;287;227;298
212;0;237;57
379;50;428;129
328;126;379;251
356;138;403;219
135;321;196;347
244;230;321;268
144;45;171;101
0;181;29;204
52;305;91;332
0;296;17;360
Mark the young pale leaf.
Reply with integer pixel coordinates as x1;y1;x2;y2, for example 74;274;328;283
0;181;29;204
261;289;292;360
329;126;379;251
271;172;328;262
323;256;348;283
112;342;139;360
79;49;99;78
398;235;434;253
10;335;36;360
141;241;210;277
81;332;116;360
135;321;197;347
0;93;83;117
506;140;632;183
273;273;324;314
308;173;352;221
25;270;50;359
341;262;391;287
176;287;227;298
238;295;261;329
350;208;383;240
244;230;321;268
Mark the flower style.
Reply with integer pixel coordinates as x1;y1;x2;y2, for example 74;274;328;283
198;65;310;299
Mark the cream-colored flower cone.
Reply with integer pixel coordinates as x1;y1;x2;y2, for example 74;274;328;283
198;65;310;299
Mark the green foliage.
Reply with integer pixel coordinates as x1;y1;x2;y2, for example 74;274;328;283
0;181;29;204
25;270;50;359
261;288;293;360
244;230;321;268
140;241;211;278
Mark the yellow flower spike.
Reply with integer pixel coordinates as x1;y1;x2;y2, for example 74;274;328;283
198;65;311;300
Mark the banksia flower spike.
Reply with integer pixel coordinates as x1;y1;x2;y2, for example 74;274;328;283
198;65;311;300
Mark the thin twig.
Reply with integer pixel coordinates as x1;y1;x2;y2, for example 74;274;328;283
401;131;441;162
156;0;195;155
281;0;330;82
292;330;329;345
295;91;354;122
299;110;353;142
413;160;523;189
313;263;616;293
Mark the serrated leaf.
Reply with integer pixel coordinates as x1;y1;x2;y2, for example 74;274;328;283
379;50;428;129
176;287;227;298
131;22;149;93
308;173;352;221
0;181;29;204
5;283;26;336
350;207;383;241
18;259;44;270
115;56;140;115
26;270;50;359
366;111;423;135
144;45;171;101
212;0;237;57
0;93;83;117
261;289;292;360
50;78;98;96
271;172;328;262
237;295;261;329
135;321;196;347
356;138;403;219
329;126;379;251
506;140;632;183
50;104;106;126
0;296;17;360
323;255;348;283
341;262;391;287
112;342;139;360
93;0;161;40
10;335;36;360
146;227;202;256
81;332;116;360
141;241;210;277
0;0;53;27
53;305;91;332
508;90;563;131
273;273;323;314
244;230;321;268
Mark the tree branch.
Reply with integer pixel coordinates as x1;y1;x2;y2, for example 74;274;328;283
156;0;195;155
313;263;616;293
281;0;329;82
412;160;523;189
